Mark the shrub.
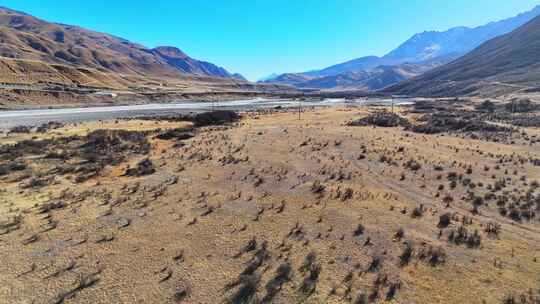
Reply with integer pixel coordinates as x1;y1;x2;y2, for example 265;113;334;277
310;180;325;195
353;224;365;236
485;222;501;237
448;226;481;248
438;213;452;228
399;243;414;267
347;111;411;128
394;228;405;240
367;256;381;272
405;159;422;171
417;245;446;266
411;205;424;218
476;100;496;112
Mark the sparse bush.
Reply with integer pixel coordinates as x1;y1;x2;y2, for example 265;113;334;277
411;205;424;218
341;188;354;201
386;281;401;300
299;252;317;273
299;256;321;297
405;159;422;171
443;194;454;204
0;161;26;176
438;213;452;228
310;180;325;195
353;224;365;236
416;245;447;266
367;256;381;272
226;274;260;303
262;263;292;302
124;158;155;177
348;111;410;128
394;228;405;240
192;110;240;126
448;226;481;248
399;243;414;267
485;222;501;238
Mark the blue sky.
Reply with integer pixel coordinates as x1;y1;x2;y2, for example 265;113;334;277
2;0;540;80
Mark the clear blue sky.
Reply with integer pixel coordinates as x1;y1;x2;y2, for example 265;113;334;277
2;0;539;80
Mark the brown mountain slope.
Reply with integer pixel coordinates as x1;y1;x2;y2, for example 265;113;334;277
386;15;540;97
0;7;296;108
0;6;239;84
0;57;134;88
151;46;233;78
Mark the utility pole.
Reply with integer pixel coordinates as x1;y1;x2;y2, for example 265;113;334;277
510;99;516;136
298;99;302;120
391;95;395;114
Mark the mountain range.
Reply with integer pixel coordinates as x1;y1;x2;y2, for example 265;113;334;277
0;6;244;89
385;14;540;97
264;5;540;91
0;4;539;101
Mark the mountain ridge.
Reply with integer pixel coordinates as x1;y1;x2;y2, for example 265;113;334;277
0;6;241;82
264;4;540;90
385;14;540;97
384;4;540;63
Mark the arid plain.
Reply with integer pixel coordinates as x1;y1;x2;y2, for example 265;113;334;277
0;100;539;304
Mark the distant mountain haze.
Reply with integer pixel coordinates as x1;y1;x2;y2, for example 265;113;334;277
303;56;384;78
274;63;435;91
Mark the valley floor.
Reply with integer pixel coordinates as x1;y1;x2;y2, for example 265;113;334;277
0;106;539;303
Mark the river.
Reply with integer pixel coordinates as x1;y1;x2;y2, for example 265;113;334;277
0;97;414;128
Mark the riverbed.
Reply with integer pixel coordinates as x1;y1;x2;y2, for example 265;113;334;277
0;97;414;128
